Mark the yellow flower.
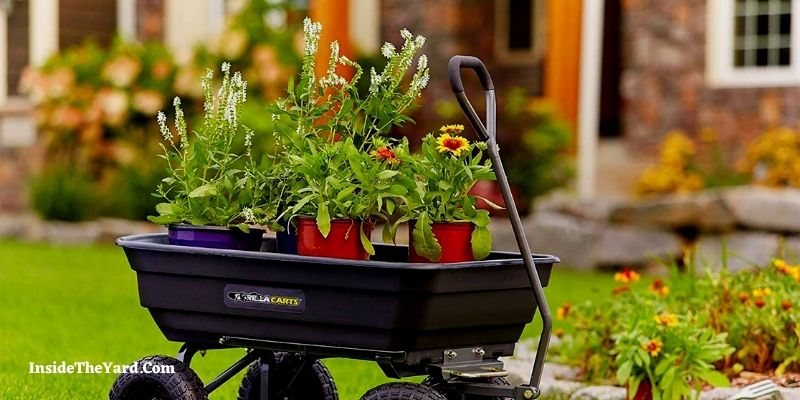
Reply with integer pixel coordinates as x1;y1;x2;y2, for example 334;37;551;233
556;303;572;320
436;133;470;156
654;313;678;327
439;124;465;135
642;338;663;357
614;268;641;283
752;288;772;298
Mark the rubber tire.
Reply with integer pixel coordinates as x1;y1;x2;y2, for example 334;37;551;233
422;376;513;400
237;352;338;400
360;382;447;400
109;355;207;400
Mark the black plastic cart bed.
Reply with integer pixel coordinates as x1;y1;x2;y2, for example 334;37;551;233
110;56;559;400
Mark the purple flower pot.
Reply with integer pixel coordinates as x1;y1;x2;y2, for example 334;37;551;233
167;224;264;251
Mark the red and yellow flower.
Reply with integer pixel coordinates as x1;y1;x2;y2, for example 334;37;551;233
781;299;792;311
372;146;399;165
642;338;663;357
614;268;641;284
649;278;670;297
436;133;470;157
556;303;572;320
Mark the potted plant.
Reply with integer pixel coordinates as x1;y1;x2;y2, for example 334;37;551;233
148;63;270;250
267;18;428;258
405;124;498;263
613;312;733;400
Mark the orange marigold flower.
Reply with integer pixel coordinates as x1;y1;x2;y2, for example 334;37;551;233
614;268;641;284
738;292;751;304
754;298;766;308
554;328;566;338
439;124;465;135
654;313;678;327
649;278;670;297
436;133;470;156
782;300;792;311
642;338;663;357
556;303;572;320
372;146;399;165
753;288;772;298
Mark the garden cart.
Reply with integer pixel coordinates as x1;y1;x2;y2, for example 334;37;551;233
110;55;558;400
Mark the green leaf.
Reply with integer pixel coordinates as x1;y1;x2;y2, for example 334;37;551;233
471;226;492;260
360;224;375;255
472;210;491;228
696;370;730;387
388;185;408;196
377;170;399;180
188;184;218;198
234;223;250;233
316;202;331;238
411;214;441;262
155;202;178;216
336;186;357;201
616;361;632;385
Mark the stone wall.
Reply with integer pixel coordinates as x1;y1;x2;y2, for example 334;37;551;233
620;0;800;155
380;0;544;142
492;186;800;271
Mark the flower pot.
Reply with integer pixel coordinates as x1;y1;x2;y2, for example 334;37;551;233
409;221;475;263
628;380;653;400
296;218;373;260
275;219;298;255
167;224;264;251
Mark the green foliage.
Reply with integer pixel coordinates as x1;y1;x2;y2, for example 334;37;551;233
553;254;800;396
148;64;265;229
29;166;95;222
98;164;164;221
501;95;573;203
405;126;497;261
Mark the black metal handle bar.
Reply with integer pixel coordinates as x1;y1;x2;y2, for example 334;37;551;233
447;55;552;389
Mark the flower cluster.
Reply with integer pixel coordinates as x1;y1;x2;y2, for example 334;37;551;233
636;130;705;195
738;128;800;187
553;253;800;395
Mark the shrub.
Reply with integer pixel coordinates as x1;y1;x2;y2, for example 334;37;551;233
29;167;95;222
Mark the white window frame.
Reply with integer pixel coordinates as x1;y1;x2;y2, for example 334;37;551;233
494;0;546;65
707;0;800;88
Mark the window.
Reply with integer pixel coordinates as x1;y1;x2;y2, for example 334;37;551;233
707;0;800;87
494;0;545;64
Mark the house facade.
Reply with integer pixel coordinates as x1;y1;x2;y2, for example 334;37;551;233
1;0;799;210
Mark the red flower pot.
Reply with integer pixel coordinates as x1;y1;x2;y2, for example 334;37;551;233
629;380;653;400
409;221;475;263
296;217;373;260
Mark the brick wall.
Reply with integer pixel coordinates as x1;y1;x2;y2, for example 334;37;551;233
620;0;800;155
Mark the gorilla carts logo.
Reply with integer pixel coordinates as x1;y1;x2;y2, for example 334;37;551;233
227;291;302;307
223;284;305;313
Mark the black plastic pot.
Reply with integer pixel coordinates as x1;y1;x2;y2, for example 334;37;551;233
275;219;298;255
167;224;264;251
117;233;558;352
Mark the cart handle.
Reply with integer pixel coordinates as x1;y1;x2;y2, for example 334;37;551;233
447;55;553;390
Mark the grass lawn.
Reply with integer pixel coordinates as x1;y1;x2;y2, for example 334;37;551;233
0;239;615;399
